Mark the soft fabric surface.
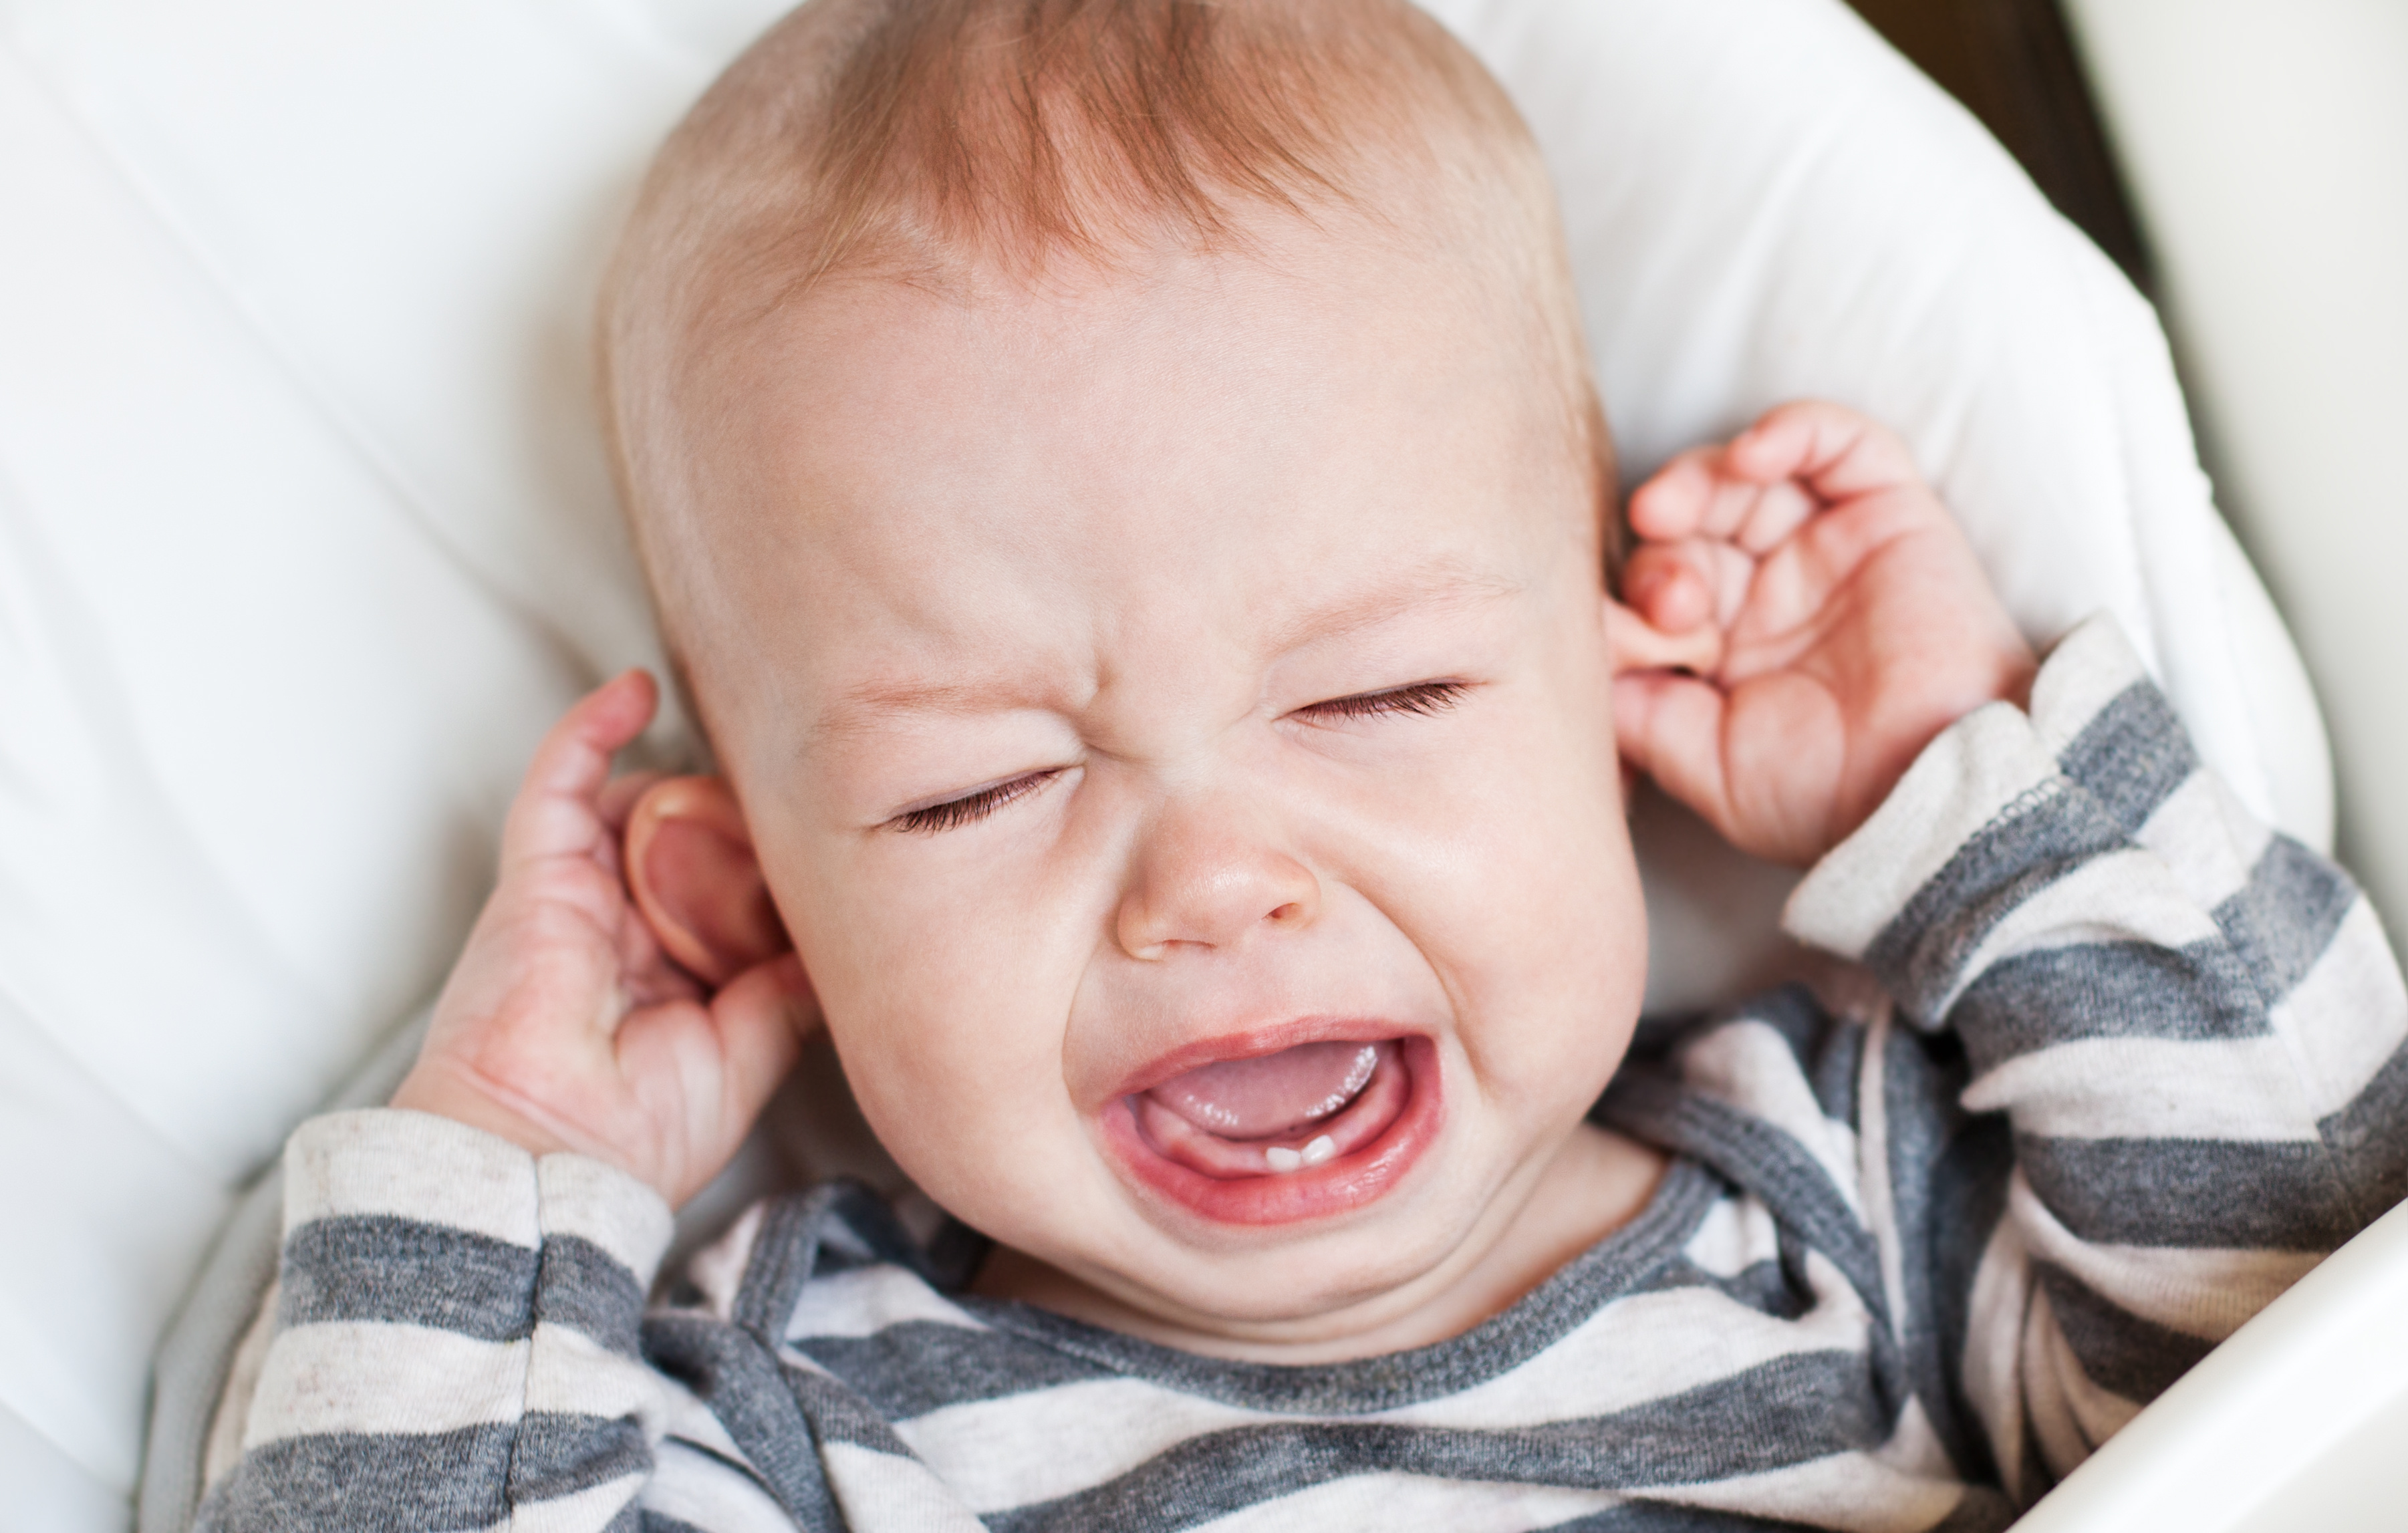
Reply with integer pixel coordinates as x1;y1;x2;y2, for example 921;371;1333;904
0;1;2326;1528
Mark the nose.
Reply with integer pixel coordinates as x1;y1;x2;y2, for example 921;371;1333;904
1115;794;1321;959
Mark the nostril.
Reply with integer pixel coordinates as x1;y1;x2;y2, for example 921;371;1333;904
1269;901;1302;924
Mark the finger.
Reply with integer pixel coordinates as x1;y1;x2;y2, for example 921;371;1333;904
1613;670;1736;835
1728;476;1821;558
1623;539;1755;636
1619;543;1714;634
501;672;660;875
1726;400;1919;507
709;954;819;1125
1625;447;1722;541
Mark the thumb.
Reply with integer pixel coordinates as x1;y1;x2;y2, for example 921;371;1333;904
709;953;820;1127
1614;670;1736;837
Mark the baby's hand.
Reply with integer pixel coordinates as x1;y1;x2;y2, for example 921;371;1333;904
389;672;815;1207
1613;400;2035;867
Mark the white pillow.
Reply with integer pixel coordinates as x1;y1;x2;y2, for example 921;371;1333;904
0;0;2329;1527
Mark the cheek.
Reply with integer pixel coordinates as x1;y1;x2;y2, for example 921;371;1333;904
763;821;1103;1206
1355;688;1645;1107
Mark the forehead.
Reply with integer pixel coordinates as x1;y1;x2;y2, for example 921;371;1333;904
680;233;1589;749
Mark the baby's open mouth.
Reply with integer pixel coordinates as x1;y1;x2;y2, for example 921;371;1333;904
1103;1030;1442;1225
1133;1040;1406;1176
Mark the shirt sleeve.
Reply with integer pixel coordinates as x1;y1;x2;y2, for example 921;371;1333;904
1784;614;2408;1504
193;1108;684;1532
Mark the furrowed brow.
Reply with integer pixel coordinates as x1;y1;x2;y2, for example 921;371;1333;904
1266;561;1524;653
807;561;1521;749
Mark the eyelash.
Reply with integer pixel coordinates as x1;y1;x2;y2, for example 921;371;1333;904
886;681;1470;834
891;771;1060;835
1296;679;1472;722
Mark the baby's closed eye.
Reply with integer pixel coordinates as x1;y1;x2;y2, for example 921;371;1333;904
1289;679;1474;725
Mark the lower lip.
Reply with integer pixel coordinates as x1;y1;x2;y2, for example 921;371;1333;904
1100;1035;1444;1226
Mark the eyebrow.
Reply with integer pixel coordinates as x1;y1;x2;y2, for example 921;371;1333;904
809;559;1522;747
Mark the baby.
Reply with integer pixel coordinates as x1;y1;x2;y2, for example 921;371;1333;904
193;1;2408;1530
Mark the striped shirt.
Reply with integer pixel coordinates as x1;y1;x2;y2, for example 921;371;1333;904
192;617;2408;1532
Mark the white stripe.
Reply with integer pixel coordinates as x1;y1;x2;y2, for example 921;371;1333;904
285;1110;538;1250
537;1154;673;1285
521;1321;660;1427
1962;1034;2324;1142
1857;1008;1909;1343
510;1472;646;1533
659;1379;758;1472
2028;615;2151;756
645;1439;809;1533
894;1378;1273;1512
785;1263;990;1343
2133;771;2271;913
245;1322;525;1446
821;1440;988;1532
1680;1191;1782;1279
1786;705;2062;960
1645;1442;1965;1533
1373;1252;1871;1430
1961;1214;2035;1503
685;1203;769;1323
2270;898;2408;1119
1935;849;2225;1017
1193;1475;1624;1532
2006;1177;2321;1343
1678;1021;1863;1218
897;1255;1877;1514
2022;1291;2141;1481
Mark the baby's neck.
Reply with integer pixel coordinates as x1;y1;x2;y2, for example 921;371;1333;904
970;1122;1668;1365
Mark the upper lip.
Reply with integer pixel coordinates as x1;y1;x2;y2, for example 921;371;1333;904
1109;1015;1422;1101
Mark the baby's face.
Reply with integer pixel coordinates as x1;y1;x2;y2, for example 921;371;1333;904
684;227;1647;1344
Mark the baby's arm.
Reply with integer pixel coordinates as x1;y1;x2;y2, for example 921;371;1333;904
1788;615;2407;1500
1619;402;2408;1498
194;680;819;1531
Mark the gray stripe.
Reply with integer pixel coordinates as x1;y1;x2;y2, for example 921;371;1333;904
1865;785;2128;1026
1639;1256;1813;1322
640;1517;712;1533
279;1217;645;1356
513;1411;651;1504
1539;1501;1825;1530
1880;1023;2012;1486
2016;1133;2356;1250
956;1159;1720;1415
2318;1038;2408;1226
279;1215;536;1343
1950;939;2271;1074
641;1315;843;1533
196;1413;640;1532
795;1320;1113;1420
1706;985;1863;1127
2032;1262;2213;1406
2057;682;2195;835
535;1236;652;1355
984;1350;1886;1533
2214;835;2358;1002
1602;1073;1893;1341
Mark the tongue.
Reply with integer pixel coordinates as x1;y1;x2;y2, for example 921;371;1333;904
1147;1041;1379;1141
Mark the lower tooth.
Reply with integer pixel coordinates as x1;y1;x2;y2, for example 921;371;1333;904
1301;1134;1337;1167
1264;1147;1304;1173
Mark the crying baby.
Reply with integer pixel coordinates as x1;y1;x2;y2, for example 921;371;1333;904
195;2;2408;1530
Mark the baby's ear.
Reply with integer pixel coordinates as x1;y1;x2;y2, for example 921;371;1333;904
626;776;791;986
